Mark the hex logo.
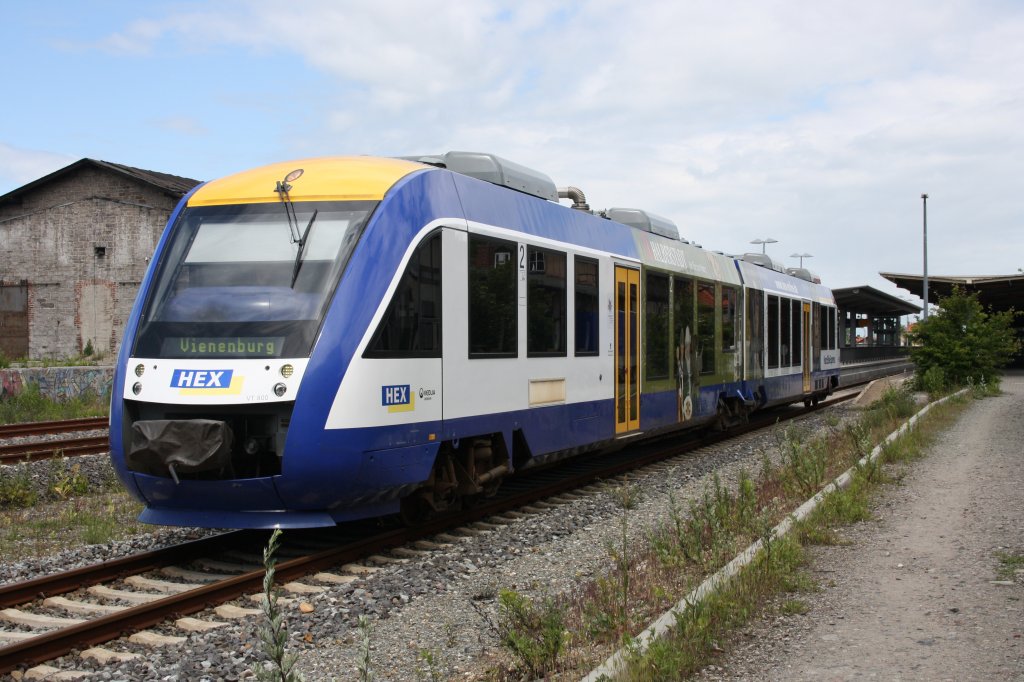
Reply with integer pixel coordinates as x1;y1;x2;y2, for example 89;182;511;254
382;384;415;413
171;369;233;389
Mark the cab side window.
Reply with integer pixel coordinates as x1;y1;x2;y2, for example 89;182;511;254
366;231;442;357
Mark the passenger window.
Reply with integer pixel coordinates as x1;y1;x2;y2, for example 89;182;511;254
828;306;837;350
791;300;802;366
574;256;599;356
781;298;792;367
697;282;715;374
527;246;567;356
721;286;738;351
674;276;695;384
746;288;764;379
815;302;824;350
366;231;442;357
645;272;670;380
767;295;780;369
469;235;517;357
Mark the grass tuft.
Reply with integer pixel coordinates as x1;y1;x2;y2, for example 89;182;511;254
995;551;1024;581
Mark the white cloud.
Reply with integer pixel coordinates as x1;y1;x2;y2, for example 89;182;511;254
0;144;75;196
92;0;1024;292
150;116;209;136
93;19;167;55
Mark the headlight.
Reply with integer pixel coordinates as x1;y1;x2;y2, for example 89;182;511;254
134;364;145;377
280;364;294;378
132;382;142;395
273;382;287;397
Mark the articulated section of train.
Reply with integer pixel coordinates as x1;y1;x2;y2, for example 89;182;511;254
110;153;840;528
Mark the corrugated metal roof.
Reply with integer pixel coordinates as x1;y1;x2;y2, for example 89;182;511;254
833;285;921;315
880;272;1023;312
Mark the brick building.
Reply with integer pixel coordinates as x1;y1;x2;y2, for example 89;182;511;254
0;159;200;360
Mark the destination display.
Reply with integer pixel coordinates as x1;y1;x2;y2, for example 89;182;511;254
161;336;285;358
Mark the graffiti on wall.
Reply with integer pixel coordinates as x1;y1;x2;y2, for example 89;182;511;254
0;367;113;401
0;371;24;400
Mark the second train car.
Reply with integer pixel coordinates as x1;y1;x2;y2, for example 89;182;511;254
110;152;839;528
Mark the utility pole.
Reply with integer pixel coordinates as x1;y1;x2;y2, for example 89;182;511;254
922;193;929;320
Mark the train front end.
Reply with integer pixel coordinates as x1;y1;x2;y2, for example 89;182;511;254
110;157;422;528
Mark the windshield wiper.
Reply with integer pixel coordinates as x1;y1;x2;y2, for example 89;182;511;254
291;209;318;288
275;169;305;244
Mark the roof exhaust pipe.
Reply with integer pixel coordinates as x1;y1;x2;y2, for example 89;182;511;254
558;186;590;212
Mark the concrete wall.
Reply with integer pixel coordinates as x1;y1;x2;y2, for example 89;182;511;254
0;365;114;401
0;166;178;359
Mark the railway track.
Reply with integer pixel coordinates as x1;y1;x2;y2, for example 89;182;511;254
0;417;110;465
0;417;107;440
0;391;861;677
0;435;110;464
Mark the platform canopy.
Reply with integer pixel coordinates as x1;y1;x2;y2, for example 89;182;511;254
879;272;1023;312
831;285;920;357
833;285;921;316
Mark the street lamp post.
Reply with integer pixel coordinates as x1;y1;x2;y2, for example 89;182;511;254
790;252;812;267
922;193;929;320
750;238;778;254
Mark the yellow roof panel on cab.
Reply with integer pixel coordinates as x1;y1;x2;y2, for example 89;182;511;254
188;156;426;207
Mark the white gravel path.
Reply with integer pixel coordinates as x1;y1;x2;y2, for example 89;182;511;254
700;370;1024;681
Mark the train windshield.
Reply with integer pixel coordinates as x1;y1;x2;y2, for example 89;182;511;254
133;200;376;359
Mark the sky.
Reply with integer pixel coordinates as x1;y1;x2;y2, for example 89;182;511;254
2;0;1022;311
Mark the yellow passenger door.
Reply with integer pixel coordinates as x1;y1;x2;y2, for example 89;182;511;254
802;302;812;393
615;266;641;433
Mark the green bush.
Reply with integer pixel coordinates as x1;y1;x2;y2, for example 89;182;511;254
908;287;1019;385
917;366;946;396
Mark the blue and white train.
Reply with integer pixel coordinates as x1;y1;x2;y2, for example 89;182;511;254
110;152;840;529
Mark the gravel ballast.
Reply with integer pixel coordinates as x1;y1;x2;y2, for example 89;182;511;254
3;406;850;680
7;381;1016;681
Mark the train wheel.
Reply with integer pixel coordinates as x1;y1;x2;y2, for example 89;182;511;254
803;397;813;409
399;447;461;525
399;492;435;526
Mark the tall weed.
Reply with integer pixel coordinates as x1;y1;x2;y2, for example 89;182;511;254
252;529;304;682
497;589;566;678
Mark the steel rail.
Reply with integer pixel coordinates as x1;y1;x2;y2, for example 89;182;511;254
0;532;248;609
0;436;110;464
0;531;403;673
0;417;108;440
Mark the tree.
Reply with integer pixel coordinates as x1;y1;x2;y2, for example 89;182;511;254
907;287;1019;385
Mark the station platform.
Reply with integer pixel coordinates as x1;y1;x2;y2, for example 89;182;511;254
840;357;914;386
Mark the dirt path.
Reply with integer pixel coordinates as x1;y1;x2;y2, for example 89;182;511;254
701;371;1024;681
